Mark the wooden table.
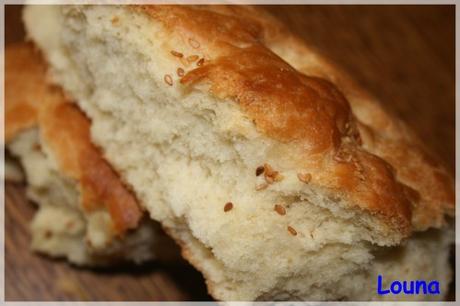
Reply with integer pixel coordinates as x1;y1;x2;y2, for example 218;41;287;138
5;5;455;301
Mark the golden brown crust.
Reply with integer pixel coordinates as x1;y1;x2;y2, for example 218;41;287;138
136;5;454;235
6;43;143;235
246;10;455;231
138;5;416;237
5;42;47;143
12;6;452;238
38;90;143;233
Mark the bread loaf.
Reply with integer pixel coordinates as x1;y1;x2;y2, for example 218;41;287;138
5;42;177;265
23;5;454;300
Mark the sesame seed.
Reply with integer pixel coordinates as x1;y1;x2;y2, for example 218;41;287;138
224;202;233;212
287;226;297;236
171;50;183;58
177;67;185;77
274;204;286;215
255;166;265;176
186;55;199;63
264;163;283;184
255;183;268;191
297;172;312;184
197;58;205;66
164;74;173;86
189;38;200;49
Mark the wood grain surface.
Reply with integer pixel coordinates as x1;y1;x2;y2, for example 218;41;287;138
5;5;455;301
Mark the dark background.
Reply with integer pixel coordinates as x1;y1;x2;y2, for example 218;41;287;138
5;5;455;301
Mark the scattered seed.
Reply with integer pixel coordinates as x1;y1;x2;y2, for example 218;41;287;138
224;202;233;212
177;67;185;77
255;166;265;176
274;204;286;216
264;163;283;183
111;16;119;24
189;38;200;49
164;74;173;86
171;50;183;58
196;58;205;66
186;55;199;63
297;172;312;184
255;183;268;191
287;226;297;236
44;230;52;239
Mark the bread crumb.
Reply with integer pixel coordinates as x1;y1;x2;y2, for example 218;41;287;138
255;166;264;176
